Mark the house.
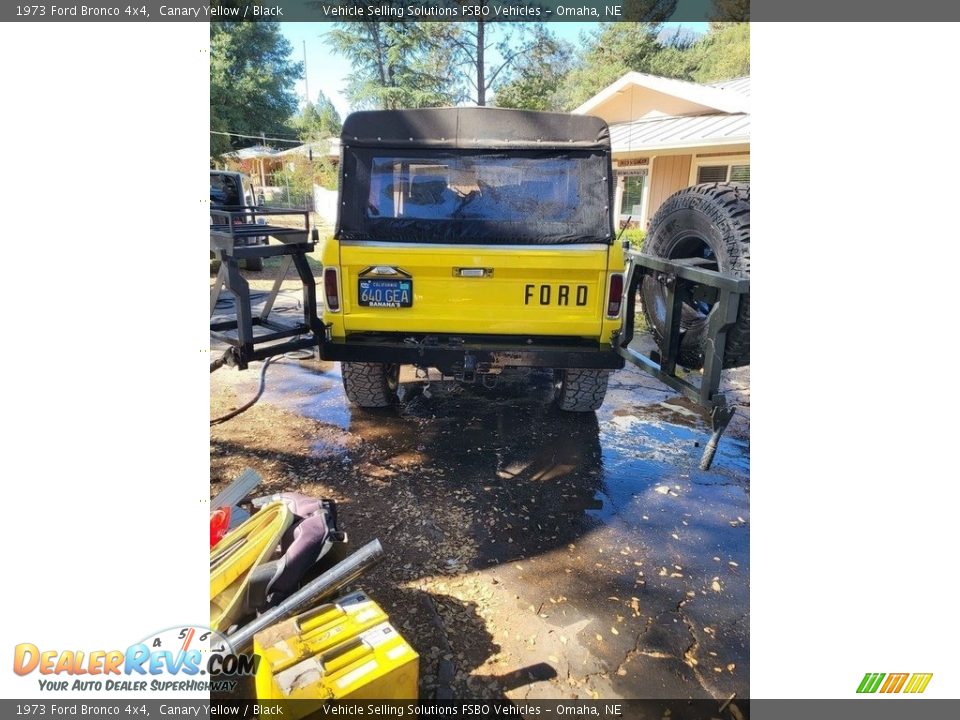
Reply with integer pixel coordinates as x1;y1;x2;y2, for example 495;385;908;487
224;144;283;187
574;72;750;229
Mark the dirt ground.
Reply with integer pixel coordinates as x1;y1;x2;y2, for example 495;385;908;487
210;276;749;704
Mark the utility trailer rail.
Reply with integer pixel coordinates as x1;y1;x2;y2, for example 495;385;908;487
209;207;323;371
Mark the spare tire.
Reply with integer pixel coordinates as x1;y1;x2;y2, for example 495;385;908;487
640;182;750;369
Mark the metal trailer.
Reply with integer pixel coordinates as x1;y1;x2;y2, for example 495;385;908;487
209;206;323;370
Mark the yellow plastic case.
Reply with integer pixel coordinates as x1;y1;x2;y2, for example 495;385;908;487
258;621;418;713
253;590;389;699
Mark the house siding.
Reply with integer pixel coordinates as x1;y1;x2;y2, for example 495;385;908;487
647;154;692;225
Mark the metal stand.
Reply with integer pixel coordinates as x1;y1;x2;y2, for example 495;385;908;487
210;207;325;370
615;249;749;470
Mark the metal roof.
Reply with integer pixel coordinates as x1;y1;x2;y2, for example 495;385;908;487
230;144;278;160
708;76;751;98
276;139;340;159
609;113;750;153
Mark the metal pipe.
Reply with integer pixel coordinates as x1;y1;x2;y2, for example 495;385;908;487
226;539;384;653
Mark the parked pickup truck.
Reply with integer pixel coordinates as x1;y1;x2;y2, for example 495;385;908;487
210;170;266;271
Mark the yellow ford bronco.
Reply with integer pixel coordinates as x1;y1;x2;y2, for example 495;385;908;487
211;108;748;463
318;107;627;411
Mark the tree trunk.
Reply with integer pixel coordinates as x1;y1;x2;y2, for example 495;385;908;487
476;21;486;106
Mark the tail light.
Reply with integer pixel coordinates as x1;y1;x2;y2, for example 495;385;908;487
607;273;624;318
323;268;340;312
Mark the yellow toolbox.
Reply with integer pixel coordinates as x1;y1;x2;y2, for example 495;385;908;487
258;620;418;709
253;590;389;698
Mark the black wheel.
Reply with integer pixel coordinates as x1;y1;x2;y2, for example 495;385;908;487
556;368;610;412
341;362;399;407
245;256;264;271
640;182;750;369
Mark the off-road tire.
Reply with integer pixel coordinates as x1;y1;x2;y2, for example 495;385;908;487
341;362;399;407
556;368;610;412
641;182;750;369
245;256;264;271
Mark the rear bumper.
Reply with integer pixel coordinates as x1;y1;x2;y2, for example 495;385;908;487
320;333;624;371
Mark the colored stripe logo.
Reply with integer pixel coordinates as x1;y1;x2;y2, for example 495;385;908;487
857;672;932;694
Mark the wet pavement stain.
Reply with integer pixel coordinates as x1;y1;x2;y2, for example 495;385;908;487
211;355;749;701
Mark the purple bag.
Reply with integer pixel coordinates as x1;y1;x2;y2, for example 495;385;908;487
239;494;346;620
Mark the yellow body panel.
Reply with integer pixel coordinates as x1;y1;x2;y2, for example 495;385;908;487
601;239;626;343
321;238;623;344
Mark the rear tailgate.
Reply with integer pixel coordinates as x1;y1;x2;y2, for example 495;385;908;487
339;242;611;338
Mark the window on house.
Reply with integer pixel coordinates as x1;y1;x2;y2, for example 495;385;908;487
697;165;728;183
730;164;750;182
697;163;750;184
617;169;648;224
620;174;645;221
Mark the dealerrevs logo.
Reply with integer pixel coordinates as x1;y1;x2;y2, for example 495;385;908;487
13;626;257;693
856;672;933;694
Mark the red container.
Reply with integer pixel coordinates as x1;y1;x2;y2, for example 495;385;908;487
210;507;232;548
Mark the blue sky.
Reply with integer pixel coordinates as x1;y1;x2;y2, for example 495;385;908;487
280;21;709;121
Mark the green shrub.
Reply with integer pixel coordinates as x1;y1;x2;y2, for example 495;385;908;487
620;227;646;250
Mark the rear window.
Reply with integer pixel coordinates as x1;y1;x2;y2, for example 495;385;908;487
367;156;582;223
210;173;242;206
338;149;613;246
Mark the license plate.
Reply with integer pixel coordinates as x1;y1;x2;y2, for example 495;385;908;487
358;278;413;308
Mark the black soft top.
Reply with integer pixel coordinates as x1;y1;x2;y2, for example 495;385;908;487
340;107;610;151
